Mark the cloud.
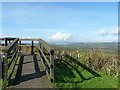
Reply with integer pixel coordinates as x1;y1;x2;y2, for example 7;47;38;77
49;32;72;41
99;27;119;37
111;27;119;35
99;29;108;37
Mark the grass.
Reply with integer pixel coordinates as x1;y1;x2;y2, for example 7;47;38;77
78;76;118;88
54;56;118;88
0;79;3;90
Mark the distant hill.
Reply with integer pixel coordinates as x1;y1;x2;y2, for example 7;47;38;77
49;42;118;54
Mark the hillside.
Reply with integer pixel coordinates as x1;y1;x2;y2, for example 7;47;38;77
51;42;118;88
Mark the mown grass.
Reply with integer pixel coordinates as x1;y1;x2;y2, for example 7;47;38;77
0;79;2;90
54;56;118;88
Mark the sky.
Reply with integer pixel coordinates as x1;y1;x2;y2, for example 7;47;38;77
1;2;118;42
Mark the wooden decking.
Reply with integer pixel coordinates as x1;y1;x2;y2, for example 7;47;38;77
8;54;52;88
1;38;55;89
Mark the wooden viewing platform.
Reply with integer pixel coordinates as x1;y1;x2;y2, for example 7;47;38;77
0;38;54;89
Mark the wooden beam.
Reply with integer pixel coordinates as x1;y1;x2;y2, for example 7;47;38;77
5;38;7;46
38;39;51;54
19;38;39;41
50;50;54;83
19;40;21;51
31;40;34;55
38;47;50;67
3;38;19;53
3;53;8;89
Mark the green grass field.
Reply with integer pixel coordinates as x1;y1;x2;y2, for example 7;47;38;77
0;79;2;90
54;57;118;88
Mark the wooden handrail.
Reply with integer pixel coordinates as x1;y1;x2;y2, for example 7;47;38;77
0;38;5;40
19;38;39;41
38;38;51;53
3;38;19;53
38;47;50;67
2;37;54;88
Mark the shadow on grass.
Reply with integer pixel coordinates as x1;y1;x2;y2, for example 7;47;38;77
54;59;75;83
66;55;101;77
54;55;101;84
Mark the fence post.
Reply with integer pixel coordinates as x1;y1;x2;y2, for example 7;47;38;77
9;40;10;44
50;50;54;83
5;38;7;46
3;52;8;89
31;40;34;55
19;40;21;52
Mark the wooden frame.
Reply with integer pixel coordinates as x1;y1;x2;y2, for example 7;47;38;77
0;37;55;89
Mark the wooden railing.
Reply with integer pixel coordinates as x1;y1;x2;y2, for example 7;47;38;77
38;38;54;82
1;37;54;89
0;37;16;46
2;38;19;88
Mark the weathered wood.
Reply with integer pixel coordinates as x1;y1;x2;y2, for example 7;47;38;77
19;41;21;51
3;38;19;53
19;38;39;41
38;39;51;54
9;40;11;44
4;38;15;41
8;49;19;81
38;47;50;68
7;48;18;69
3;53;8;89
10;55;51;88
19;45;32;47
50;50;54;83
2;37;54;87
31;40;34;55
0;38;4;40
5;38;8;46
40;53;50;81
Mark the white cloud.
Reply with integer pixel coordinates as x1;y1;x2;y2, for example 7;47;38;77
111;27;119;35
99;29;108;37
99;27;119;37
49;32;72;41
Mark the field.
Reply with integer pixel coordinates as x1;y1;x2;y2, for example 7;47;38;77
50;42;119;88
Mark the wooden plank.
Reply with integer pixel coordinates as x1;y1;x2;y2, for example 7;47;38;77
6;38;15;40
3;53;8;89
19;45;32;47
39;54;50;82
50;50;54;83
38;47;50;68
31;40;34;55
7;48;18;69
7;49;19;81
19;38;39;41
5;38;7;46
0;38;5;40
3;38;19;53
38;39;51;53
19;41;21;51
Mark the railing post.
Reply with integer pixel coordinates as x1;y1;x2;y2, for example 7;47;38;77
9;40;10;44
5;38;7;46
50;50;54;83
31;40;34;55
19;40;21;53
3;52;8;89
